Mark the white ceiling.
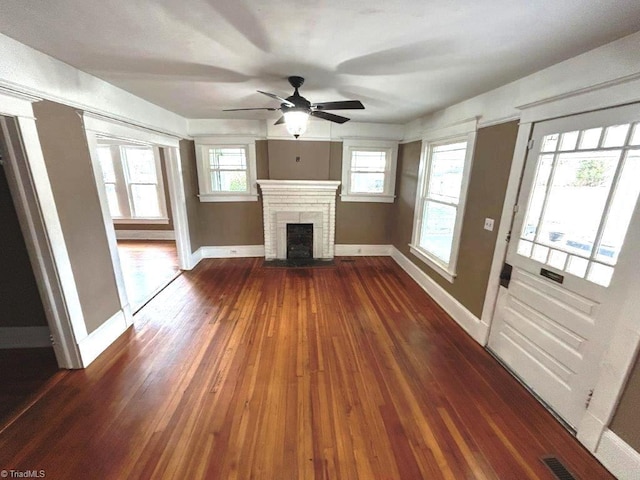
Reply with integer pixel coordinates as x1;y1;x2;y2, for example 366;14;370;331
1;0;639;124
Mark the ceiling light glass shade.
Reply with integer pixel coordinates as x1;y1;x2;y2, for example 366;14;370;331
284;110;309;138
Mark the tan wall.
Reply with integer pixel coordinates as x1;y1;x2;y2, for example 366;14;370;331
267;140;330;180
34;101;120;334
392;121;519;317
114;148;174;231
610;353;640;452
0;121;48;328
196;140;268;246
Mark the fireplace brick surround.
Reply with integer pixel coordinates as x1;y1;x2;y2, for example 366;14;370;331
257;180;341;260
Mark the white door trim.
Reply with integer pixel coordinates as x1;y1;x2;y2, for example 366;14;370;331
0;91;84;368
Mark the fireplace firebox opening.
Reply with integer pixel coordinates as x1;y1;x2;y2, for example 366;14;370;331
287;223;313;259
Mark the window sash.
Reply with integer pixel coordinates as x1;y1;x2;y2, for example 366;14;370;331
207;147;250;193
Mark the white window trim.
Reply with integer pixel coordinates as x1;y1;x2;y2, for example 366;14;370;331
98;143;169;224
194;136;258;202
340;139;398;203
410;119;477;283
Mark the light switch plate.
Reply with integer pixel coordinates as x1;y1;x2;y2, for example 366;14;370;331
484;218;495;231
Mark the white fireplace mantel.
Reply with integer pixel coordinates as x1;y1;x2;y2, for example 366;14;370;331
257;180;341;260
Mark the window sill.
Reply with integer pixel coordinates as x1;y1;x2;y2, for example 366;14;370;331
408;244;456;283
340;194;395;203
198;194;259;203
113;218;169;225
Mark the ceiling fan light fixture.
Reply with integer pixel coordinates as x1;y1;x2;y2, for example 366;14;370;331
283;110;309;138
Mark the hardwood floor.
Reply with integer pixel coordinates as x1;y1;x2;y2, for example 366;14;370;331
0;257;613;479
117;240;180;312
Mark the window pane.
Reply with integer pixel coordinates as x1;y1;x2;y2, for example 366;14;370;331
130;184;161;217
531;244;549;263
123;147;157;183
351;172;384;193
419;201;456;264
210;148;247;169
427;142;466;204
517;240;533;257
351;150;386;171
211;170;247;192
566;255;588;278
536;150;618;256
547;249;568;270
104;183;121;217
595;150;640;265
578;128;602;150
602;124;630;148
521;154;554;241
97;147;116;183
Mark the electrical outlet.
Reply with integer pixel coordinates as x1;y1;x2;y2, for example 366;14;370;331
484;218;495;231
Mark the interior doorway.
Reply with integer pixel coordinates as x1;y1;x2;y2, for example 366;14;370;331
0;122;60;427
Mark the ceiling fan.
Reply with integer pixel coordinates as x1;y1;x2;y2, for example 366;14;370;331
223;76;365;138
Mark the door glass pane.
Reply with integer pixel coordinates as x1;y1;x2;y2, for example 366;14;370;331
351;172;384;193
131;184;161;217
587;263;614;287
427;142;466;204
578;128;602;150
97;147;116;183
559;131;579;151
522;155;553;240
104;183;121;217
630;124;640;146
566;255;588;278
595;151;640;265
537;150;618;255
517;240;533;257
541;134;559;152
547;250;568;270
531;244;549;263
123;147;157;183
419;201;456;263
602;124;630;148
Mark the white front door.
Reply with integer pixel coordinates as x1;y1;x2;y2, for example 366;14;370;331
488;104;640;428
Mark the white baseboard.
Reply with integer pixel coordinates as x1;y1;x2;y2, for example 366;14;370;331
595;429;640;480
0;326;51;348
77;310;129;367
335;244;393;256
391;247;489;345
115;230;175;241
199;245;265;259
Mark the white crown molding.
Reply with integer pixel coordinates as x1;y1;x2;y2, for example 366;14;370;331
0;327;51;349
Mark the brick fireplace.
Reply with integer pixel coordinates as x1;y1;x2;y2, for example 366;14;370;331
257;180;341;260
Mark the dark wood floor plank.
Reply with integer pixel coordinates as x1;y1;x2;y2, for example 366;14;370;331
0;257;614;479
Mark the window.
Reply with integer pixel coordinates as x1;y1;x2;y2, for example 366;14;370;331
341;139;398;202
516;120;640;287
410;124;476;282
96;143;168;223
195;137;258;202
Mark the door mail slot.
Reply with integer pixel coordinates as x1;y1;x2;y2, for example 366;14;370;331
540;268;564;284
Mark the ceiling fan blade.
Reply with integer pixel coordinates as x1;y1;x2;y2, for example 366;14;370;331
223;107;278;111
257;90;295;107
274;116;285;125
311;111;350;124
311;100;364;111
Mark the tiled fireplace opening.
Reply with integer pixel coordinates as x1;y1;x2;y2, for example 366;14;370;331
287;223;313;259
